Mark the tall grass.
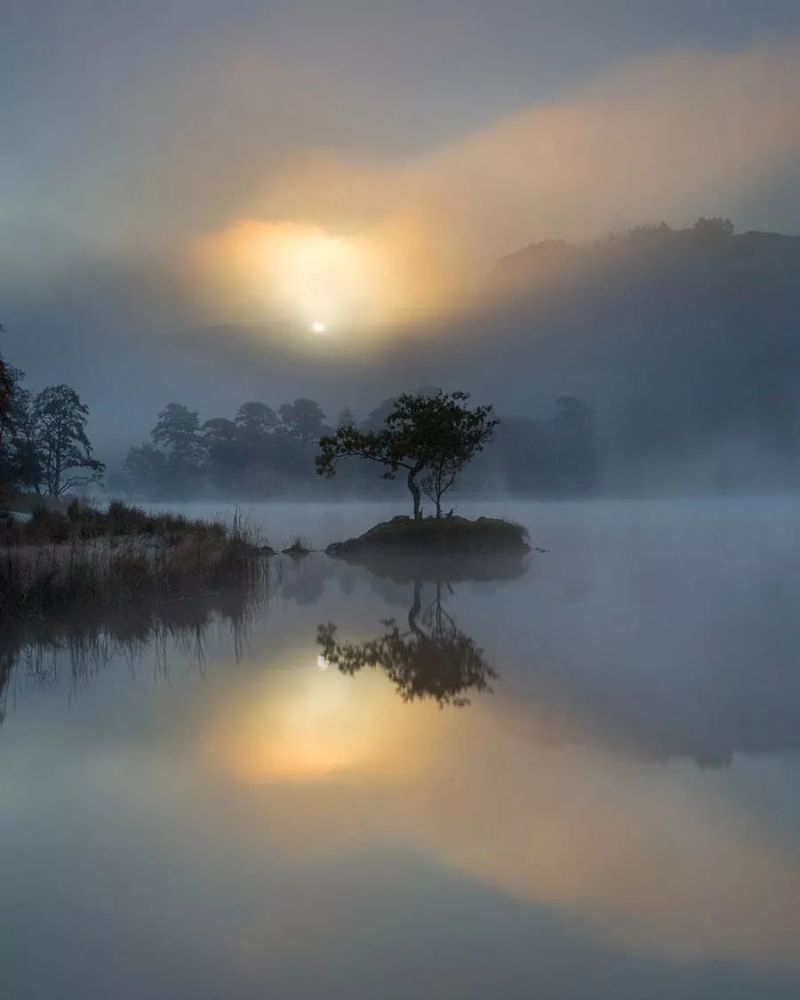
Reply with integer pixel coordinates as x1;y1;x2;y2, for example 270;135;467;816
0;501;270;618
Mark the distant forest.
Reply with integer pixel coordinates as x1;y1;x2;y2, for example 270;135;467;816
113;393;596;501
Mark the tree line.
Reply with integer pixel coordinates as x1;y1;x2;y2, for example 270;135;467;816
2;327;597;504
120;397;331;498
118;391;597;501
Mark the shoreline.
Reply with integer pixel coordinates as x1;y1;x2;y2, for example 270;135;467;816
0;500;269;618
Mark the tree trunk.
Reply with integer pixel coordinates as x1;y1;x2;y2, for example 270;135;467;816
408;579;422;633
407;467;422;519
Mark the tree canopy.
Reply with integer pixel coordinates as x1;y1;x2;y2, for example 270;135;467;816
316;390;498;518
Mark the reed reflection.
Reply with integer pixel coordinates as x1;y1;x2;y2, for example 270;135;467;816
0;581;269;719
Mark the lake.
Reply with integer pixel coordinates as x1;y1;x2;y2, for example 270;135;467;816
2;497;800;999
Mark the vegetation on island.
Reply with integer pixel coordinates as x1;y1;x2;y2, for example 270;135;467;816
316;389;529;555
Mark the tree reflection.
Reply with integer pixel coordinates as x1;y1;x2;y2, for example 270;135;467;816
317;580;497;707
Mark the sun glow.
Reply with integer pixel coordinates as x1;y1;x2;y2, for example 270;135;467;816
193;220;398;334
191;210;471;339
204;656;422;782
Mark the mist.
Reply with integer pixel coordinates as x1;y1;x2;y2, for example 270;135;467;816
6;8;800;998
3;11;800;491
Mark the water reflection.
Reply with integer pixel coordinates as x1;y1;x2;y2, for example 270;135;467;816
0;582;269;719
327;546;531;585
317;579;496;707
4;510;800;998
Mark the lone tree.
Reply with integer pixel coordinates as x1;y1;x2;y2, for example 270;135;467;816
316;390;498;518
32;385;104;496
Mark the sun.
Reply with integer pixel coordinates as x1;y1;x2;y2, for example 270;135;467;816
310;320;329;334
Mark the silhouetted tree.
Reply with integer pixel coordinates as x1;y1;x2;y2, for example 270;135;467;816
152;403;202;460
0;325;11;452
317;390;497;518
31;385;104;496
3;380;40;491
202;416;239;448
279;398;326;445
0;331;13;500
337;407;355;428
150;403;203;493
693;217;734;242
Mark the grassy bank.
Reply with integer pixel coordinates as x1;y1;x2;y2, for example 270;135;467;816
0;500;270;618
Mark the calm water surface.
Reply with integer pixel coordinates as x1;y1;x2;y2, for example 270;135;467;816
2;498;800;999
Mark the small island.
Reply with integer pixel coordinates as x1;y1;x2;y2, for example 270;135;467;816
327;514;529;556
317;389;530;561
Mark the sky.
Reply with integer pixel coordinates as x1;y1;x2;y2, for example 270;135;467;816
2;1;800;445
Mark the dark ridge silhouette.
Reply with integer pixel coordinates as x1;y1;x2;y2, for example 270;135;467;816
475;220;800;490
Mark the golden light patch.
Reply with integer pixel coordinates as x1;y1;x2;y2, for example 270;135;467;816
192;219;399;335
